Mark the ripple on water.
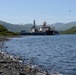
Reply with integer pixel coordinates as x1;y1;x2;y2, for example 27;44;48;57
4;35;76;75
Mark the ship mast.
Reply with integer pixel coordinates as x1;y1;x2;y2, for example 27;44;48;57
33;19;35;28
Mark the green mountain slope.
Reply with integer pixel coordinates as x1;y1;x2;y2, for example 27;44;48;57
0;20;76;32
61;26;76;34
0;20;38;32
0;25;19;36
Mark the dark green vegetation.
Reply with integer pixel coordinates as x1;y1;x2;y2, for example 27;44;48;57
61;26;76;34
0;25;19;36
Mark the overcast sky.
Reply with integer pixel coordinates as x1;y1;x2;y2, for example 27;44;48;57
0;0;76;25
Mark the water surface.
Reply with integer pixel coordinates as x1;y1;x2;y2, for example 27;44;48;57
4;35;76;75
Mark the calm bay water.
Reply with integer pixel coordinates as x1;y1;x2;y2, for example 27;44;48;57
4;35;76;75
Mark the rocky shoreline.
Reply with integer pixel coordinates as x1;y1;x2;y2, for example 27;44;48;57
0;37;63;75
0;37;50;75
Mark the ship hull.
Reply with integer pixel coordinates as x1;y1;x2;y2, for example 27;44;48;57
20;31;55;35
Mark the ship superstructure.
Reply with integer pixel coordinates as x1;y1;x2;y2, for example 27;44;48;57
20;20;56;35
